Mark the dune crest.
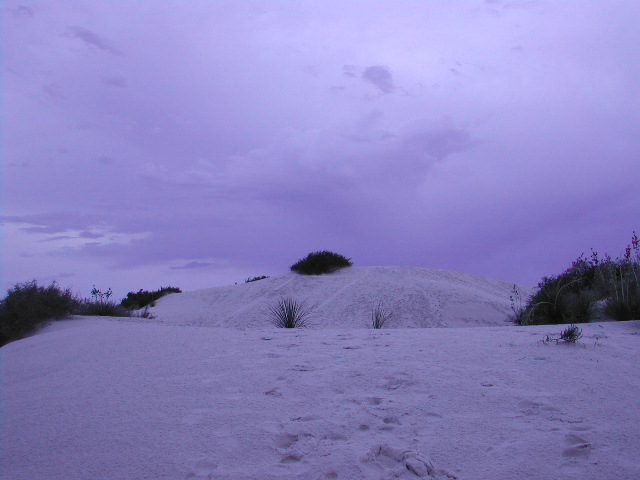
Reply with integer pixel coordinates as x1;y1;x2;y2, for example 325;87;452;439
149;266;532;328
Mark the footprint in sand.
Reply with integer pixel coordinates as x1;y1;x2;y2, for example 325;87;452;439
273;433;298;449
562;433;591;459
361;444;457;479
185;459;217;479
280;454;302;464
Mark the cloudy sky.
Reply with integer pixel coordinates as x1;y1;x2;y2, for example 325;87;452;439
2;0;639;299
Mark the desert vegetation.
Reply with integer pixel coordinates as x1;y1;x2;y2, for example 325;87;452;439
245;275;269;283
371;300;393;329
0;281;77;347
0;282;182;347
542;324;584;344
290;250;352;275
268;297;311;328
120;286;182;310
513;232;640;325
75;286;130;317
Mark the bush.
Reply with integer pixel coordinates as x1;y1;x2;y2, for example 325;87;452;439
120;286;181;310
268;297;311;328
604;286;640;321
290;251;352;275
245;275;269;283
75;286;131;317
515;233;640;325
516;273;595;325
0;281;77;347
74;300;130;317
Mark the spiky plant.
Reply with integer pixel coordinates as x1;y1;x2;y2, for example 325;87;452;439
371;300;393;329
269;297;311;328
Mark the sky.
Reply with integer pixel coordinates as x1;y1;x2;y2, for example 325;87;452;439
1;0;639;300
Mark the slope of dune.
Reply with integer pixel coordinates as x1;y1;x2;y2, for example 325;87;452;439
4;267;638;480
147;266;529;328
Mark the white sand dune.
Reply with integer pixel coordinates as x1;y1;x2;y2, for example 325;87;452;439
148;266;526;328
2;267;639;480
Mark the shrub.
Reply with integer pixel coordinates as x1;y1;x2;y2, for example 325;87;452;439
604;286;640;321
120;286;181;310
74;300;130;317
290;251;352;275
516;232;640;325
0;281;77;347
515;272;596;326
75;286;131;317
371;300;393;329
268;297;311;328
245;275;269;283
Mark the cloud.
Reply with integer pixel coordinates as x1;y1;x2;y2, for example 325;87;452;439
362;66;395;93
403;120;473;160
10;5;33;17
65;26;124;56
4;0;639;297
79;231;105;239
342;65;358;78
2;213;104;234
103;76;127;88
170;262;216;270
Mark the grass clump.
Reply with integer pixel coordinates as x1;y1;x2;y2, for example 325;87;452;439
603;289;640;321
0;281;77;347
290;251;352;275
543;324;583;344
269;297;311;328
560;324;583;343
515;232;640;325
371;300;393;329
120;286;181;310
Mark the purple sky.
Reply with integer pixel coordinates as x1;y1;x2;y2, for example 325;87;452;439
2;1;639;299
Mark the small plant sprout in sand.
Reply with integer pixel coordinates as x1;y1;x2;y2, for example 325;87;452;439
371;300;393;329
544;324;583;344
509;284;529;324
269;297;311;328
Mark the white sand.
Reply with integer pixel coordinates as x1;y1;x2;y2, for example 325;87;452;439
1;267;639;480
148;266;524;329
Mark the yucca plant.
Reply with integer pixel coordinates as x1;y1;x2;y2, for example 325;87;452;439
269;297;311;328
371;300;393;329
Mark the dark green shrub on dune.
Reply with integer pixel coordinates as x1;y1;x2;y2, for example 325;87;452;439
120;286;181;310
0;281;77;347
515;232;640;325
290;251;352;275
